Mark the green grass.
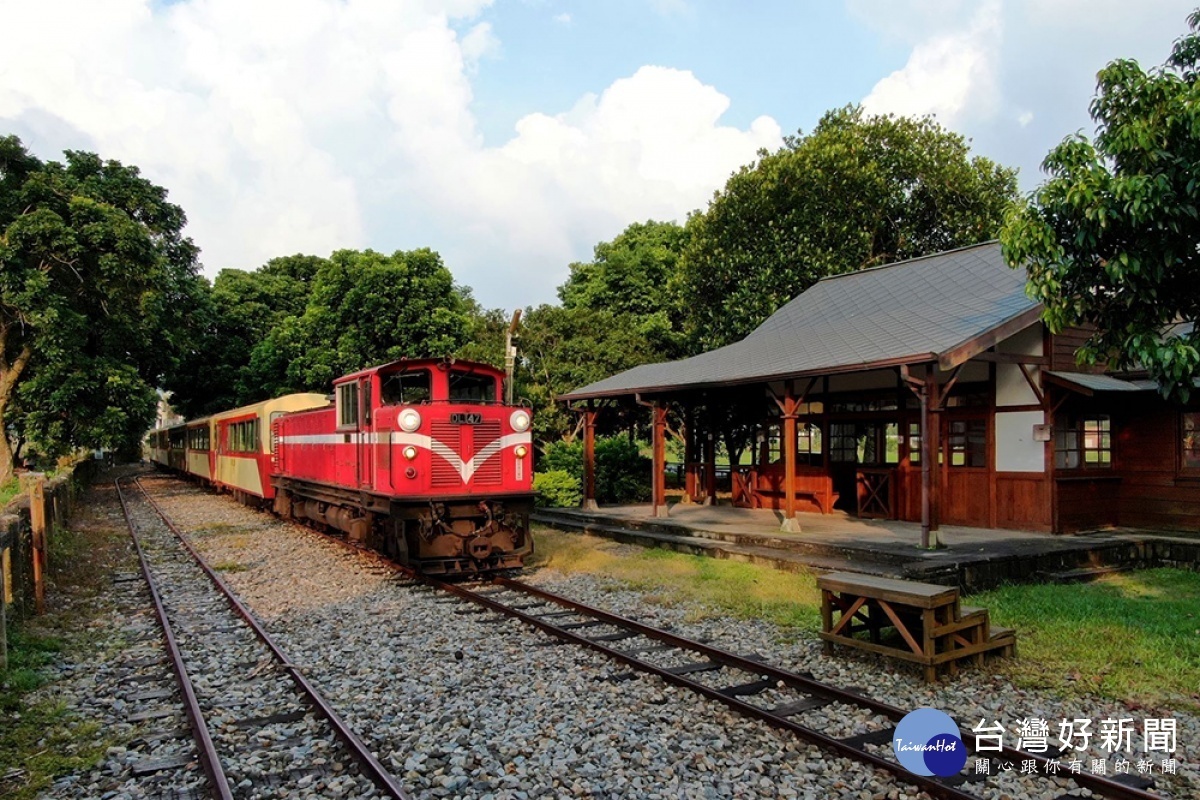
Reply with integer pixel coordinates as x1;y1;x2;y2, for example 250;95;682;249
968;569;1200;710
212;560;247;572
531;528;823;631
533;529;1200;709
0;479;18;508
2;512;125;798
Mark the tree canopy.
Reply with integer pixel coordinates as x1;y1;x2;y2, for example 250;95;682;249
678;106;1019;350
0;136;200;480
1002;10;1200;399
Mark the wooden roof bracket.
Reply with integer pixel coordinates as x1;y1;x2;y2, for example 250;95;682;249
1017;362;1045;405
934;363;966;411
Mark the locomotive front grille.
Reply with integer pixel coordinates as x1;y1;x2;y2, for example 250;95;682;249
472;420;502;485
431;421;461;487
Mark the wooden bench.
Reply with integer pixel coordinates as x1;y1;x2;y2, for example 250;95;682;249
734;468;839;514
818;571;1015;682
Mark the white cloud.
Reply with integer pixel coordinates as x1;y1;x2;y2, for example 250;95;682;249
861;0;1002;126
0;0;778;307
554;12;571;24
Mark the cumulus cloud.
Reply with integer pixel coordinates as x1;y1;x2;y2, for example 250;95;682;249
860;0;1002;126
0;0;778;307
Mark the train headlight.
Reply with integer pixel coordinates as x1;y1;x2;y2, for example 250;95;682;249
403;446;418;460
515;445;528;458
399;408;422;432
510;410;531;432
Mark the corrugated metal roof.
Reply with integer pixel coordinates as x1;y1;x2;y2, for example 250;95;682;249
1043;371;1151;394
562;241;1039;400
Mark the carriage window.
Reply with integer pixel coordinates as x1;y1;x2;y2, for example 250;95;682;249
1055;415;1111;469
338;382;359;427
449;371;496;403
187;426;210;451
227;419;260;453
1184;413;1200;472
382;371;431;405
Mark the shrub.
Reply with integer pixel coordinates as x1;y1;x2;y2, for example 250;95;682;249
538;439;583;480
533;469;582;508
595;435;651;504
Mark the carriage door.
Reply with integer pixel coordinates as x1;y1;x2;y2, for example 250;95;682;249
357;377;374;490
941;412;990;526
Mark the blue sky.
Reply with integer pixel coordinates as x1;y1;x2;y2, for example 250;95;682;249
1;0;1194;309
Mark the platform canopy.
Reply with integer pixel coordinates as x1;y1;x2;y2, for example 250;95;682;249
561;241;1041;402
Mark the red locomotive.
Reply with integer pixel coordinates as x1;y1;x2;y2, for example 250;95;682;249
149;358;534;575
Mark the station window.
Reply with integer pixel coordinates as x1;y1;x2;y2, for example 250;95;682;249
1181;412;1200;472
449;371;496;403
947;419;986;467
338;382;359;427
797;422;823;466
908;422;922;464
1055;415;1111;469
382;371;431;405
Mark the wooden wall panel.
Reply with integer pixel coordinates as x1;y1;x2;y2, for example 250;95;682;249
1051;324;1107;373
995;473;1051;531
1113;399;1200;531
1057;477;1122;532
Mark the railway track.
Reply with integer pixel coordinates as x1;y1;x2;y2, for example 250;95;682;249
115;477;409;800
408;574;1168;800
134;474;1178;800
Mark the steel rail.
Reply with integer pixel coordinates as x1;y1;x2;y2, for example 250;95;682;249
114;478;234;800
484;576;1163;800
131;477;410;800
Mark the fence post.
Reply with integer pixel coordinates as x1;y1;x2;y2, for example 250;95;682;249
1;531;7;671
22;474;47;616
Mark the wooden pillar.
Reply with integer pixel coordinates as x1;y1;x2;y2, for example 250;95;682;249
652;402;668;517
683;406;697;504
582;404;598;510
927;372;942;541
704;432;717;505
781;383;801;533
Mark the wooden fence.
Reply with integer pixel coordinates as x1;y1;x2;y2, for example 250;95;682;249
0;461;94;670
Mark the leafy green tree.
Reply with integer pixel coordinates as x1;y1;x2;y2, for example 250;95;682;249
166;254;327;416
1002;10;1200;398
516;304;662;442
271;248;470;392
0;136;200;480
679;106;1019;350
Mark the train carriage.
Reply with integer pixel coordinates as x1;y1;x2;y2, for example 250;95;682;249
272;359;534;574
149;358;534;576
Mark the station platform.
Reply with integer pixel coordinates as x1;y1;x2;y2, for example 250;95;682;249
531;503;1200;592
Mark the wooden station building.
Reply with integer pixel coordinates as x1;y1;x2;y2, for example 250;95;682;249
560;242;1200;537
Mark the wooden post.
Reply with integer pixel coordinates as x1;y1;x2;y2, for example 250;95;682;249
582;404;598;511
652;402;668;517
683;406;697;504
704;432;717;506
781;382;801;533
928;374;941;540
0;533;8;671
26;474;47;615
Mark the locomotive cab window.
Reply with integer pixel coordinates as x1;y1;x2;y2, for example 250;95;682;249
382;371;431;405
337;382;359;427
449;371;496;403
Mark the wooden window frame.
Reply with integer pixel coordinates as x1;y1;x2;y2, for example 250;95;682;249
1055;414;1113;470
1181;411;1200;475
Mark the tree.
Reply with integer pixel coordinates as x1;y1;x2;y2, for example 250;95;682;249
1002;10;1200;399
0;136;200;480
268;248;471;392
516;304;663;443
166;254;326;416
678;106;1019;350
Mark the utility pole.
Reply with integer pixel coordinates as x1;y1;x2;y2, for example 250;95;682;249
505;309;522;405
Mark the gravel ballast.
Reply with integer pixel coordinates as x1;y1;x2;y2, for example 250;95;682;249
135;475;1198;800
